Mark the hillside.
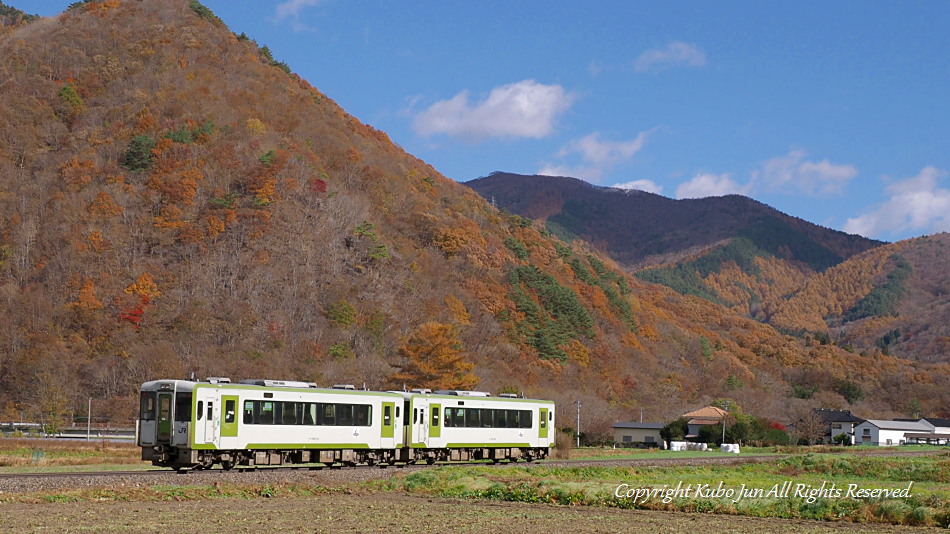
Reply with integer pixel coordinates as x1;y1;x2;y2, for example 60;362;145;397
0;0;947;432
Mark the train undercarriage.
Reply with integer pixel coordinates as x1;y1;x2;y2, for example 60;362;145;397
143;445;550;470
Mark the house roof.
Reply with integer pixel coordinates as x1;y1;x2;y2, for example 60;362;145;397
814;408;863;424
688;418;723;426
683;406;727;420
612;422;665;430
924;417;950;428
859;419;932;431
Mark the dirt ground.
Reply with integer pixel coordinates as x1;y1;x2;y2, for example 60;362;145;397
1;492;944;534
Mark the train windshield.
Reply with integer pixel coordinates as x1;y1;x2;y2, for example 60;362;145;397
139;391;156;421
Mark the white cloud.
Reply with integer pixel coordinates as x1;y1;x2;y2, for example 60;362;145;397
412;80;574;141
753;149;857;197
612;180;664;195
844;167;950;239
635;41;707;73
675;172;749;199
538;131;650;183
275;0;321;19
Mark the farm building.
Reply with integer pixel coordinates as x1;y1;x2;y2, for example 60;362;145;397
611;422;664;447
854;419;933;446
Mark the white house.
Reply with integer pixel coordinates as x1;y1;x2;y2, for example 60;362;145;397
854;419;932;446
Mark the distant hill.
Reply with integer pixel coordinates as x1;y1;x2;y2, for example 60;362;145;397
0;0;947;430
466;172;882;271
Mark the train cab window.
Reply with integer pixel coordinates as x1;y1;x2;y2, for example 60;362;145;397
175;393;192;422
197;401;204;421
431;407;440;427
384;405;392;426
413;408;418;424
395;406;400;418
139;392;156;421
224;400;236;424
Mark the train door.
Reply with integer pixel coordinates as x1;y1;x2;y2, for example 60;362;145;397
429;403;442;444
157;392;173;444
202;392;219;446
539;407;550;446
412;399;429;447
381;401;395;448
220;395;239;448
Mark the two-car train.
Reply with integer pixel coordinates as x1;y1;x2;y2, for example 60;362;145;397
138;378;555;470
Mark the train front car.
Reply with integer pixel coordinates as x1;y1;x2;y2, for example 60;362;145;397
139;378;407;470
138;379;200;469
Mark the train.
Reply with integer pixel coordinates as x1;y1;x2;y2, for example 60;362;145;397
138;378;555;470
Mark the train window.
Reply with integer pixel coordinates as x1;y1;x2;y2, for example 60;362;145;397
175;393;192;422
338;404;354;426
321;404;335;425
431;407;440;427
259;402;274;424
395;406;400;418
540;412;547;429
384;405;392;426
304;403;316;425
243;401;253;424
224;400;236;424
494;410;507;428
356;405;371;426
197;401;204;421
139;392;156;421
159;395;171;422
520;410;532;428
206;402;213;421
549;411;553;421
281;402;297;425
413;408;418;424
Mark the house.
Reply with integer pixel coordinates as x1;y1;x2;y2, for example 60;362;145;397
683;406;727;439
814;408;863;444
854;419;933;446
612;422;665;447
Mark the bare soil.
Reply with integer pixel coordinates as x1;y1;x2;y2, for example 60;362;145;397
0;492;944;534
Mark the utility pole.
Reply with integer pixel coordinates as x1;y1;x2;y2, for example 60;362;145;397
574;400;581;447
86;398;92;440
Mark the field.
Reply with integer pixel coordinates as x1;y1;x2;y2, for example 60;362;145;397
1;440;949;532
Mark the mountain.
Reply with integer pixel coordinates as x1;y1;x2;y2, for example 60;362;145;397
1;0;947;432
465;172;882;271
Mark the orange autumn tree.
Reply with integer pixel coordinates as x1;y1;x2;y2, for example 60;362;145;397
388;322;478;391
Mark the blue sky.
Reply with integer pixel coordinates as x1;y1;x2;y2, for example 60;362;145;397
28;1;950;242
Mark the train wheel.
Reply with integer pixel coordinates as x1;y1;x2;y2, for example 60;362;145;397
221;460;235;471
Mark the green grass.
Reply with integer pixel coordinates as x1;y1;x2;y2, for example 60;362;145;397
372;451;950;527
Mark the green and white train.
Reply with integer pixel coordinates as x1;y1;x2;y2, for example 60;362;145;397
139;378;555;470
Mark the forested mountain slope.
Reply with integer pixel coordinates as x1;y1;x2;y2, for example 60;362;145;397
0;0;946;432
